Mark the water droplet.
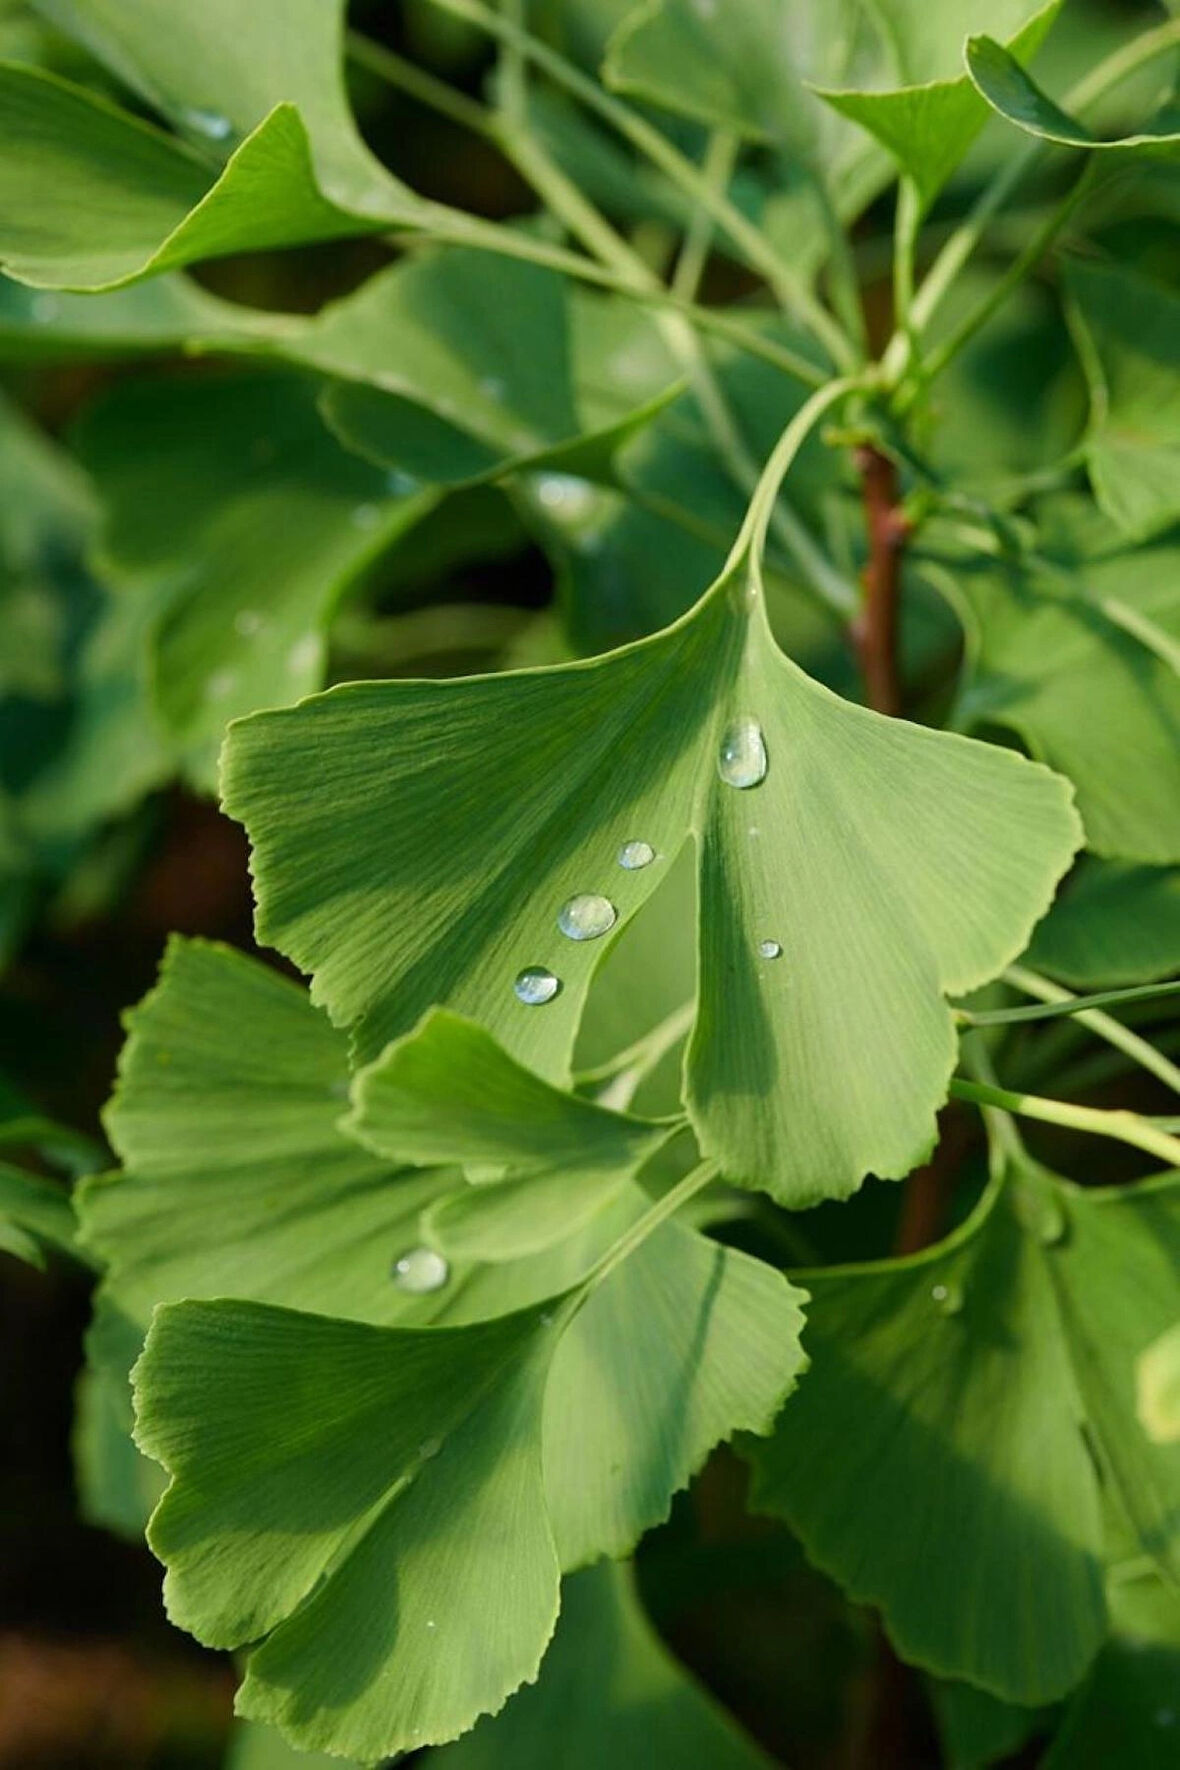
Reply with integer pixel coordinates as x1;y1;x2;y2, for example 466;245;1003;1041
748;826;761;839
717;716;767;789
758;939;782;960
351;503;381;530
426;1619;437;1631
30;293;59;323
287;634;320;676
535;473;595;519
540;1312;553;1327
618;840;655;871
514;966;560;1006
206;668;235;701
182;106;233;141
931;1281;964;1316
392;1246;449;1294
479;374;506;400
385;468;419;496
558;894;617;941
1157;1708;1176;1729
233;608;263;638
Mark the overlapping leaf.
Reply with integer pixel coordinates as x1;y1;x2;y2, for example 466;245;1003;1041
428;1559;773;1769
1026;857;1180;985
968;32;1180;155
747;1162;1180;1703
0;0;421;291
347;1007;677;1261
939;518;1180;863
1042;1570;1180;1768
223;559;1080;1208
75;369;435;787
817;0;1063;206
1065;260;1180;542
132;1237;805;1758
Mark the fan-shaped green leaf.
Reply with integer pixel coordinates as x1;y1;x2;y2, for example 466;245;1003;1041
818;2;1062;206
75;369;436;787
133;1234;805;1758
942;527;1180;862
428;1558;773;1769
0;270;247;358
747;1163;1180;1704
1026;858;1180;986
1066;260;1180;542
1042;1570;1180;1767
227;1718;349;1770
223;564;1080;1208
967;32;1180;154
347;1007;677;1261
1138;1322;1180;1444
0;1160;77;1265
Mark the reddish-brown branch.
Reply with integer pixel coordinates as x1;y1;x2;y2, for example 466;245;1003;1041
852;444;909;717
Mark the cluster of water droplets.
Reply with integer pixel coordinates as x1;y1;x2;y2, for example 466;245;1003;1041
392;1245;449;1294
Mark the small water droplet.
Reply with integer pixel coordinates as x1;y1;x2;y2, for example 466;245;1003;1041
514;966;560;1005
479;374;506;400
392;1246;449;1294
540;1312;553;1327
718;716;767;789
206;668;235;701
758;939;782;960
535;473;596;519
287;634;320;676
352;503;381;530
558;894;617;941
30;293;59;323
931;1281;963;1316
618;840;655;871
233;608;264;638
748;826;761;839
1156;1708;1176;1729
182;106;233;141
426;1619;437;1631
385;468;419;496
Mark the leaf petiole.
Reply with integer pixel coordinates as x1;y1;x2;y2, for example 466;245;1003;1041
951;1078;1180;1169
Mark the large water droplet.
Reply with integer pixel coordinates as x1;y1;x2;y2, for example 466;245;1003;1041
514;966;560;1005
558;894;617;941
931;1280;964;1317
618;840;655;871
392;1246;449;1293
758;939;782;960
718;716;767;789
182;106;233;141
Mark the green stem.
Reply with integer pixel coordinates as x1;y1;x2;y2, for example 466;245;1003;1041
950;1079;1180;1169
346;29;491;135
892;177;920;347
579;1160;721;1301
498;0;528;124
998;965;1180;1098
580;1002;698;1112
735;375;871;571
423;0;859;368
671;128;739;304
881;14;1180;378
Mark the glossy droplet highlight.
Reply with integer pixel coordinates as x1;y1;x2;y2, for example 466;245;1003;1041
182;106;233;141
618;840;655;871
233;609;264;638
931;1281;964;1316
514;966;560;1006
535;473;596;519
392;1246;449;1294
558;894;617;941
758;939;782;960
351;503;381;530
718;716;767;789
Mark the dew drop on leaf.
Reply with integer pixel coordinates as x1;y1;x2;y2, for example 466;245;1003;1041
181;106;233;141
558;894;617;941
758;939;783;960
513;966;560;1005
534;473;596;519
931;1281;964;1316
391;1246;449;1294
618;840;655;870
233;609;264;638
718;715;768;789
351;503;381;530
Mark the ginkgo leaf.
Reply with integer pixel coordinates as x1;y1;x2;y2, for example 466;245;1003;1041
0;1161;78;1266
747;1161;1180;1704
967;32;1180;155
1065;260;1180;541
223;561;1080;1208
939;521;1180;863
929;1676;1046;1770
1138;1322;1180;1445
428;1559;773;1770
346;1007;678;1262
1042;1569;1180;1768
227;1718;349;1770
75;369;436;787
1026;858;1180;986
0;270;247;358
0;0;422;291
816;1;1062;206
132;1236;805;1759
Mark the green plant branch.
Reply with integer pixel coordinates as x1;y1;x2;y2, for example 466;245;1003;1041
950;1078;1180;1170
497;0;528;125
580;1003;698;1112
891;177;921;357
881;13;1180;382
671;127;738;304
736;375;871;571
575;1159;722;1305
997;965;1180;1098
422;0;860;369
